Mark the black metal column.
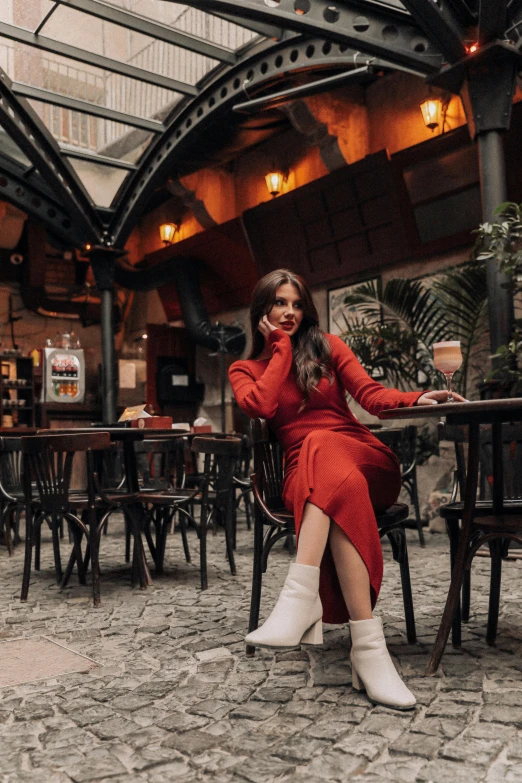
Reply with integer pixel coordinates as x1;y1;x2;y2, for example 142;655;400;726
477;129;514;352
434;44;519;353
87;246;124;424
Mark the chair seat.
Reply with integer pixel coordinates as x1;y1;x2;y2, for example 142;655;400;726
376;503;410;528
138;489;195;505
439;498;522;519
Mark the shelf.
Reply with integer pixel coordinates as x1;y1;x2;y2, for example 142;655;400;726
51;376;79;381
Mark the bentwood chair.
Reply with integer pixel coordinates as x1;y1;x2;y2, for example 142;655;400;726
20;432;139;606
439;421;522;646
135;437;200;572
247;418;416;656
191;436;242;590
372;426;424;546
0;437;24;554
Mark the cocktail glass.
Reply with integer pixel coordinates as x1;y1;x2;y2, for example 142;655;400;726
433;341;463;402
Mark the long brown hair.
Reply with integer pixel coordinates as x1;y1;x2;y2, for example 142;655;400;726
249;269;332;404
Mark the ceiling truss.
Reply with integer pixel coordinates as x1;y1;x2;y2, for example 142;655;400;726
0;0;519;251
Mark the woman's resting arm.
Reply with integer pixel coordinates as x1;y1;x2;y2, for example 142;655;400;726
229;329;293;419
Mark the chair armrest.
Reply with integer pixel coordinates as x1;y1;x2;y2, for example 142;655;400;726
251;474;290;528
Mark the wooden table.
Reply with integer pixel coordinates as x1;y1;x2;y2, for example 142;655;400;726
380;398;522;674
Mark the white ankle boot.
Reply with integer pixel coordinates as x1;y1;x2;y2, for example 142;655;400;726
349;617;416;710
245;563;323;649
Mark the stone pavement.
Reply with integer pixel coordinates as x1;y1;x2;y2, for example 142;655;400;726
1;514;522;783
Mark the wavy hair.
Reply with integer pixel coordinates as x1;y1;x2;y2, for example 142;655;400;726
249;269;332;405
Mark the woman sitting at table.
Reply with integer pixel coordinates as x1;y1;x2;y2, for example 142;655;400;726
229;269;464;710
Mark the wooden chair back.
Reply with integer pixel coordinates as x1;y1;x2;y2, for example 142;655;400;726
0;437;23;500
250;419;285;512
21;432;110;513
134;437;186;491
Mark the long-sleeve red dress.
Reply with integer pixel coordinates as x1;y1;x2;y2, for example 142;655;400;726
229;329;423;624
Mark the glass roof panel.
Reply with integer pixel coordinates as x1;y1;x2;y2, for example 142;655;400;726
99;1;258;50
0;38;180;121
0;0;57;33
39;5;220;86
68;158;128;208
0;127;32;168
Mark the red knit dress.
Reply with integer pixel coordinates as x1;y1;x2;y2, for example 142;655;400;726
229;330;423;623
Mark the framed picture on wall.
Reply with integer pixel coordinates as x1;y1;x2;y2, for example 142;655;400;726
327;277;381;337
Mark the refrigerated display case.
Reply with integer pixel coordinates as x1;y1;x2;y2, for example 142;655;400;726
43;348;85;403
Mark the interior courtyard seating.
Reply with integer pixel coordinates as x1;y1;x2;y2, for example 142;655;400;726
372;426;425;546
20;431;140;606
0;437;24;554
191;436;242;590
135;436;200;572
439;421;522;647
246;418;416;657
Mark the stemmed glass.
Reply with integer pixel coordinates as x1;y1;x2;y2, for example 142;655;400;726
433;341;463;402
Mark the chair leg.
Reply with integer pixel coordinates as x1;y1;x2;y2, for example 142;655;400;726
90;512;101;608
20;504;33;602
446;518;462;647
462;570;471;622
224;503;237;576
124;514;131;563
34;521;41;571
386;527;416;644
411;472;425;547
486;538;503;646
51;514;63;583
200;507;208;591
178;510;191;564
1;506;13;556
246;506;265;657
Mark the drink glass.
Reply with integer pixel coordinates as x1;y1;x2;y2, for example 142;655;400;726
433;341;463;402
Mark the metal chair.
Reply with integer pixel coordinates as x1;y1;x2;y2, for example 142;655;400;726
247;419;416;656
191;436;242;590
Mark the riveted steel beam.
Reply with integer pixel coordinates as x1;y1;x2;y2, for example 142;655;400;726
399;0;467;62
0;155;88;246
0;22;197;96
13;83;165;133
108;35;392;246
0;68;102;244
479;0;508;45
55;0;237;64
171;0;442;75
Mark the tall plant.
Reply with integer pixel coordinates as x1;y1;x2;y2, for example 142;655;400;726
474;202;522;395
340;265;488;398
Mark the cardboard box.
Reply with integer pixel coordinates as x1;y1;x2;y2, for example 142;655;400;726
130;416;173;429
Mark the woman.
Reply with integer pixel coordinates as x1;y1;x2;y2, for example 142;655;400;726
229;269;464;710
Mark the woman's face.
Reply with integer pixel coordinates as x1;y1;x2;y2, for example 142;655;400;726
265;282;304;337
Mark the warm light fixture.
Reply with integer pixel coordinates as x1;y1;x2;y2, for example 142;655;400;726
265;171;285;198
420;98;443;131
160;223;179;245
467;42;479;54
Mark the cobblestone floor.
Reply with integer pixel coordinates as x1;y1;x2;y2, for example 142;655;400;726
1;514;522;783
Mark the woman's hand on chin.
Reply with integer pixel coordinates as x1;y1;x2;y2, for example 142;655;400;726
416;390;468;405
258;315;279;338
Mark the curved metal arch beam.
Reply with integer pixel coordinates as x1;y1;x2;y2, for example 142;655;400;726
108;35;417;246
173;0;443;74
0;68;103;244
399;0;467;62
0;156;89;247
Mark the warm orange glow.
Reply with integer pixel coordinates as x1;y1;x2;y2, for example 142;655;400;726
84;243;91;251
265;171;284;197
468;43;478;53
159;223;179;244
420;98;443;131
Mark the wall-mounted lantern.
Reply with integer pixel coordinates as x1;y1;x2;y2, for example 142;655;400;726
420;98;444;131
160;223;179;245
265;171;285;198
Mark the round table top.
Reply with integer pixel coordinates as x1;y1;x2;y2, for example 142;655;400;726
379;397;522;422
